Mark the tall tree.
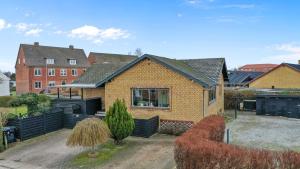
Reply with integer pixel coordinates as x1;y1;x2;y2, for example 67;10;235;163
134;48;143;57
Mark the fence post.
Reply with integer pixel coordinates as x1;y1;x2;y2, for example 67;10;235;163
226;128;230;144
43;112;46;134
19;118;23;141
235;97;238;119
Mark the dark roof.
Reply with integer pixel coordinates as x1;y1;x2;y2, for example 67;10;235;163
19;44;89;68
74;54;228;89
73;63;128;85
228;71;263;85
89;52;137;64
285;63;300;71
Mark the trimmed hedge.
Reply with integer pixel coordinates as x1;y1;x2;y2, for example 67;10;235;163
0;96;15;107
174;115;300;169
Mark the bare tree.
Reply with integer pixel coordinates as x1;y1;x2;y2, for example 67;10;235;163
134;48;143;57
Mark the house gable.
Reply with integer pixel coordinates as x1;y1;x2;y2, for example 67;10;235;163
249;64;300;89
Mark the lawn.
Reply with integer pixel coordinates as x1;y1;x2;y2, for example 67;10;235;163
67;140;129;168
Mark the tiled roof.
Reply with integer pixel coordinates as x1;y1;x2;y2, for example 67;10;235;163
239;64;278;69
285;63;300;71
20;44;89;68
74;54;228;88
89;52;137;64
0;72;10;81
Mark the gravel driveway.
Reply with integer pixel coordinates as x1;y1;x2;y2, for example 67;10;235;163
226;112;300;151
0;129;176;169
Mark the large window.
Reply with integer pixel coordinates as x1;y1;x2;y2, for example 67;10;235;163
34;81;42;89
48;81;55;87
71;69;77;76
209;86;216;103
69;59;77;65
48;68;55;76
60;69;67;76
46;59;55;64
132;88;169;108
34;68;41;76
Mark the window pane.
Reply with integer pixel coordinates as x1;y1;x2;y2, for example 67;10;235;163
158;90;169;107
149;89;158;107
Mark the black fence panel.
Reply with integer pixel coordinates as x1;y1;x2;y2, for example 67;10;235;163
63;113;88;129
132;116;159;138
256;95;300;119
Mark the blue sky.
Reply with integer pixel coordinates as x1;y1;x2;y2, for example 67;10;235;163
1;0;300;72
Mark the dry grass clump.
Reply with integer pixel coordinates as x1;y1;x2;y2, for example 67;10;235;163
67;118;110;157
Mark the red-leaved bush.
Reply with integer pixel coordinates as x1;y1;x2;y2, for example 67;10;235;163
174;115;300;169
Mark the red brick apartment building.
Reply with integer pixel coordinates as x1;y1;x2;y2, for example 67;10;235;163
15;42;89;94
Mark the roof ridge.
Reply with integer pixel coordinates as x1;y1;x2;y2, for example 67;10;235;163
21;44;84;50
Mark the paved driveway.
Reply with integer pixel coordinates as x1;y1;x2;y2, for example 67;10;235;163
226;112;300;151
0;129;176;169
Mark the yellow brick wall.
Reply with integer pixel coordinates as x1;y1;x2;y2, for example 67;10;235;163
105;58;224;123
249;65;300;89
207;75;224;116
82;88;105;109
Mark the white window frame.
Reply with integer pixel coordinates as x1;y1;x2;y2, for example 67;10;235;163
48;81;56;87
69;59;77;65
46;59;55;64
71;69;77;76
60;69;67;76
34;81;42;89
34;68;42;76
48;68;55;76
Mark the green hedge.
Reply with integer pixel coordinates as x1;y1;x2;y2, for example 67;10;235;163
0;96;15;107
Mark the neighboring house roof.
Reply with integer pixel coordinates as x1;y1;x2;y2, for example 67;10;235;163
247;63;300;85
89;52;137;64
228;71;263;85
0;72;10;81
18;43;89;68
73;62;129;86
239;64;278;72
74;54;228;89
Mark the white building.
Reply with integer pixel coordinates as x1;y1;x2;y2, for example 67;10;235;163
0;72;10;96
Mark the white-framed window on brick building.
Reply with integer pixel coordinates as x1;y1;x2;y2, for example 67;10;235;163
60;69;67;76
46;59;55;64
48;68;55;76
131;88;170;108
71;69;77;76
34;81;42;89
34;68;41;76
69;59;77;65
48;81;55;87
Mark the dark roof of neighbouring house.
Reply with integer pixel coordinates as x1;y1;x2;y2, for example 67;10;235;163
285;63;300;71
18;44;89;68
73;62;129;85
228;71;263;85
89;52;137;64
73;54;228;88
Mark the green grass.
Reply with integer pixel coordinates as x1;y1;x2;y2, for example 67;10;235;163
69;140;129;168
10;91;16;96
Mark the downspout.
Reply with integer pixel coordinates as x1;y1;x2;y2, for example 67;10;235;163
202;89;205;118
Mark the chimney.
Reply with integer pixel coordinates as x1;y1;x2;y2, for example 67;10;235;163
34;42;39;46
69;45;74;49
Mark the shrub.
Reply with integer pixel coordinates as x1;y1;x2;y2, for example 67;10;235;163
105;99;135;144
67;118;110;157
224;89;256;109
174;115;300;169
0;96;15;107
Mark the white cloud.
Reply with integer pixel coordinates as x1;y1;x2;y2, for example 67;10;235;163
25;28;43;36
68;25;130;44
262;43;300;63
222;4;255;9
0;19;11;30
177;13;183;18
15;23;32;31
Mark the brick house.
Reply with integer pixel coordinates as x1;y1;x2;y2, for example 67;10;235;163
72;54;228;125
248;63;300;89
15;42;89;95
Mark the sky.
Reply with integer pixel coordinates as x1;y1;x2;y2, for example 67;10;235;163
1;0;300;72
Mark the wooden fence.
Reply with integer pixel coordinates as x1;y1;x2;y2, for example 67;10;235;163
7;108;64;141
